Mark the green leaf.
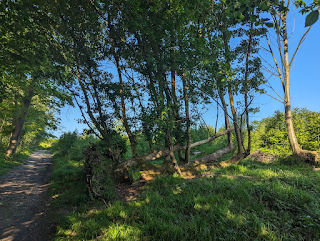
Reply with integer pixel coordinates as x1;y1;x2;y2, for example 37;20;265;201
250;15;257;22
258;2;269;11
305;10;319;27
265;22;274;28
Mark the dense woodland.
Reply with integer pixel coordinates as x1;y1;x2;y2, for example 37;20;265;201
1;0;320;239
1;0;319;167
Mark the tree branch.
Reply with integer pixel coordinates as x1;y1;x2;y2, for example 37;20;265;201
290;26;312;66
265;34;285;91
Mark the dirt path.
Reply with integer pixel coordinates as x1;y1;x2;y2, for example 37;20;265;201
0;150;54;241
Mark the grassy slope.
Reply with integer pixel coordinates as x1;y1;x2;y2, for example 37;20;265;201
51;155;320;240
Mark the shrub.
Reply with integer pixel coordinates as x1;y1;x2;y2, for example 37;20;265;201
83;143;116;201
53;131;79;156
251;108;320;155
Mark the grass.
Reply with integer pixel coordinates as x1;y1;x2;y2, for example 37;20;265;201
50;153;320;240
0;149;34;177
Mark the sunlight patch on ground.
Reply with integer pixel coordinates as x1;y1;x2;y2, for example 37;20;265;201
101;224;141;241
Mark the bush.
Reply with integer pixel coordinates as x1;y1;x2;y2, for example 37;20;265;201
83;143;116;201
96;131;128;160
53;131;79;156
251;108;320;155
52;131;97;162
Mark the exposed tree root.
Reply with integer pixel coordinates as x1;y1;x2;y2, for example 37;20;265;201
297;149;318;165
218;152;249;168
312;166;320;171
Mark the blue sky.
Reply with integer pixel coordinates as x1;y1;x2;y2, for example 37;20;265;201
53;6;320;137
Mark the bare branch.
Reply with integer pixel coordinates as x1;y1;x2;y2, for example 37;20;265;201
265;34;285;91
290;26;312;66
264;92;284;103
264;80;285;101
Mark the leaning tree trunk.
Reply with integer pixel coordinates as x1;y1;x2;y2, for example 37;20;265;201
283;12;300;155
282;12;318;164
218;88;232;145
221;29;243;157
191;89;235;165
6;84;34;158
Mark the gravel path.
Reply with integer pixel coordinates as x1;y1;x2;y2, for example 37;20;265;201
0;150;54;241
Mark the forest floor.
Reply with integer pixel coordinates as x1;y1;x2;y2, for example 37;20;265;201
0;150;55;241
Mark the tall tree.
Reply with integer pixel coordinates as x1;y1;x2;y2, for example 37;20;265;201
265;0;318;163
0;0;71;157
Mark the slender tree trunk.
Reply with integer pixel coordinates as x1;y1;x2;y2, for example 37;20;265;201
75;59;118;163
270;8;318;164
222;29;243;155
228;88;243;154
107;14;137;157
115;56;137;157
244;21;254;155
6;84;34;158
282;13;301;156
218;88;232;145
171;70;185;162
182;72;191;163
193;89;236;164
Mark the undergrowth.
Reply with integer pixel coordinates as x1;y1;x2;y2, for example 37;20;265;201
51;152;320;240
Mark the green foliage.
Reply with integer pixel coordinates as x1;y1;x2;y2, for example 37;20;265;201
53;131;79;157
49;136;103;213
294;0;319;26
251;108;320;155
50;156;88;207
305;10;319;26
128;167;141;183
0;82;63;158
0;153;20;177
52;131;97;162
39;138;58;150
0;145;35;177
96;131;128;160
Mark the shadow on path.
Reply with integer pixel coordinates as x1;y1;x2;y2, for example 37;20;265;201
0;150;54;241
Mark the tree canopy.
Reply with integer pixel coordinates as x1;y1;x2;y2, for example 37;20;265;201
1;0;319;170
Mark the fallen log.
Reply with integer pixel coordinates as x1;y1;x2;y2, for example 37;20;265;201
114;128;234;179
188;144;235;166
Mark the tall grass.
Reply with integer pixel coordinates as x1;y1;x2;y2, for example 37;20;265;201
51;153;320;240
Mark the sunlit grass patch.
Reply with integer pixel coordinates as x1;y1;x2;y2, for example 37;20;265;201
100;224;141;240
0;150;32;177
0;158;20;177
51;151;320;240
